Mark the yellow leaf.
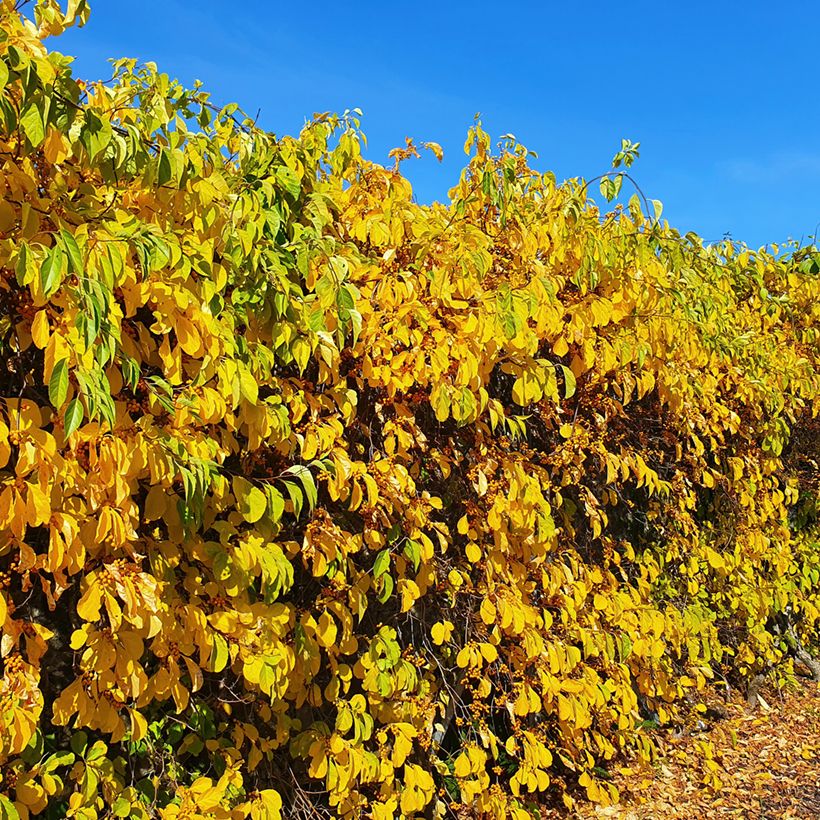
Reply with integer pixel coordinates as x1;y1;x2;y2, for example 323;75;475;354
480;642;498;663
454;750;473;777
77;581;102;622
144;485;167;522
31;310;50;349
480;598;496;625
255;789;283;820
69;627;88;649
399;579;420;612
176;315;203;356
315;611;337;648
705;547;725;571
27;482;51;525
43;127;68;163
431;621;453;645
0;200;15;233
130;708;148;742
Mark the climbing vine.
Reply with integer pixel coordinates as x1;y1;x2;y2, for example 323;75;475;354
0;2;818;818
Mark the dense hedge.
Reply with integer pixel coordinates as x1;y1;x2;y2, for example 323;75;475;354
0;3;818;818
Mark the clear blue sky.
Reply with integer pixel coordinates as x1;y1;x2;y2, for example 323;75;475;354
57;0;820;249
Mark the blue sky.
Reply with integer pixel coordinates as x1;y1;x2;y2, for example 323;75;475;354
57;0;820;249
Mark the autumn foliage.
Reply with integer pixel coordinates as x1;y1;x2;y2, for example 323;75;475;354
0;3;818;818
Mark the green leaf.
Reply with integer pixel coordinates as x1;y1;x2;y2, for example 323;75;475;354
373;549;390;579
292;337;311;373
70;731;88;756
40;246;64;297
628;193;643;223
559;365;576;399
81;110;112;159
212;548;230;580
0;793;20;820
377;572;394;603
85;740;107;763
0;60;8;91
157;148;172;186
15;241;31;286
63;397;84;438
496;288;519;339
209;634;229;673
20;103;45;147
281;465;317;512
307;304;325;332
275;165;301;199
49;359;69;408
59;228;83;276
403;539;421;572
238;367;258;404
121;355;140;391
599;177;615;202
232;476;266;523
481;170;493;197
81;766;98;802
41;751;75;773
347;308;362;346
264;484;285;523
337;284;355;312
145;374;173;398
283;480;303;519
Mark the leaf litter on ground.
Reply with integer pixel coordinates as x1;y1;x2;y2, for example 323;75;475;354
545;680;820;819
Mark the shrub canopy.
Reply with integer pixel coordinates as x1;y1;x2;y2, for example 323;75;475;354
0;3;818;818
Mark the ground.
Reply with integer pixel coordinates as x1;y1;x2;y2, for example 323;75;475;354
553;680;820;819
